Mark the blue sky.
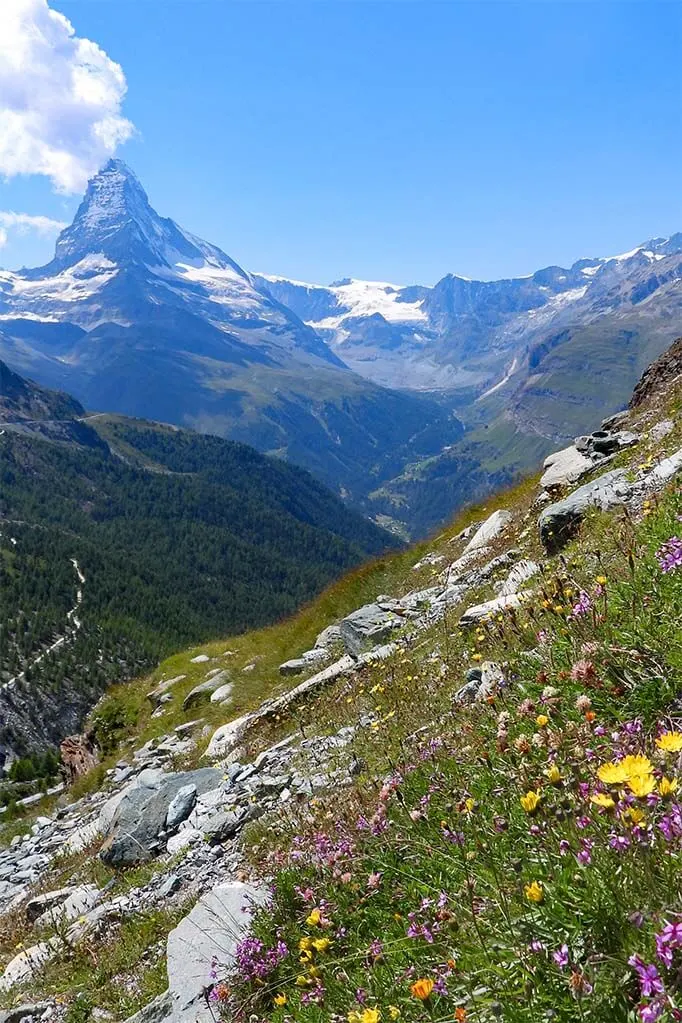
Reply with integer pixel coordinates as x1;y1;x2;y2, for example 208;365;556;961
1;1;680;283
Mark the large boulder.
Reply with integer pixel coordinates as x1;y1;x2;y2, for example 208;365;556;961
99;768;221;867
540;446;593;489
538;469;632;552
461;509;513;555
339;603;403;656
165;882;267;1023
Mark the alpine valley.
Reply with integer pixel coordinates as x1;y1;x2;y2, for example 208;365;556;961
0;160;680;536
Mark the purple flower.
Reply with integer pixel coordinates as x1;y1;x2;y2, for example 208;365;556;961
655;920;682;967
569;591;592;619
553;944;569;969
609;832;631;852
639;1000;665;1022
628;955;665;997
657;536;682;573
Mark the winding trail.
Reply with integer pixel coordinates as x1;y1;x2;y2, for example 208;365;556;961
1;558;86;692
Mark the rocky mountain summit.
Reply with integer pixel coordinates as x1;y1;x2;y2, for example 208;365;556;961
3;339;682;1023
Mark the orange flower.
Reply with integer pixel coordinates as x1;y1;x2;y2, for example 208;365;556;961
455;1010;467;1022
584;711;596;723
410;978;435;1000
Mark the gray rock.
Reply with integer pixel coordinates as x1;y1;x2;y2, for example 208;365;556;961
209;683;233;704
0;941;57;992
540;445;593;489
147;675;186;707
339;603;403;656
189;655;210;664
601;409;630;430
121;991;173;1023
461;509;512;555
201;808;248;842
33;885;100;930
314;624;343;649
25;885;77;924
100;768;221;867
165;883;266;1022
459;591;530;626
0;1003;53;1023
650;419;674;442
538;468;632;551
165;785;197;831
182;672;230;711
497;559;541;596
158;874;182;899
166;829;201;855
278;657;309;676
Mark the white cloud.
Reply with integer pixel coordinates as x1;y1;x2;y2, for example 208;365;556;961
0;210;68;248
0;0;135;194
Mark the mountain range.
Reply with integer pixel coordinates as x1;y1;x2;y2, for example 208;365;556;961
0;159;680;535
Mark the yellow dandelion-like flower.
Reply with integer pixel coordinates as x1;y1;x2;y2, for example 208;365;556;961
590;793;615;809
388;1008;401;1021
305;908;322;926
597;761;630;786
596;575;607;586
545;763;562;785
524;880;544;903
520;790;541;814
659;777;679;797
628;773;656;798
274;994;287;1007
312;937;332;953
656;732;682;754
410;979;435;1001
620;754;653;778
536;714;549;728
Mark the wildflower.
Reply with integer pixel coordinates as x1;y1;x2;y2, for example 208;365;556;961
596;575;607;586
545;763;562;785
313;938;332;953
471;653;482;662
569;591;592;618
659;777;678;797
536;714;549;728
655;919;682;967
524;881;544;903
628;774;657;798
274;993;287;1007
306;908;323;926
455;1010;467;1022
553;944;569;969
388;1008;401;1020
598;761;630;785
590;793;615;810
621;754;654;777
410;978;434;1000
569;970;593;996
575;694;592;712
520;790;541;814
656;731;682;753
571;659;596;682
628;955;665;998
657;536;682;573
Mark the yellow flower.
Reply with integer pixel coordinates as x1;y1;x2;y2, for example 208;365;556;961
524;880;544;903
274;994;287;1007
520;790;542;814
299;936;313;951
656;732;682;753
296;974;313;987
410;978;435;1000
622;806;645;826
628;773;656;798
596;575;607;586
312;937;332;953
545;763;562;785
306;908;322;926
388;1007;401;1020
597;761;630;786
659;777;678;797
349;1011;381;1023
471;653;482;662
620;754;653;777
590;793;615;810
464;797;475;813
536;714;549;728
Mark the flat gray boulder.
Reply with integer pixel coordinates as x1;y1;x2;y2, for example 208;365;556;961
538;468;632;551
166;882;267;1021
540;446;593;489
339;603;403;656
165;785;197;831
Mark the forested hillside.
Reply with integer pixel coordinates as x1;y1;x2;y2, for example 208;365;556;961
0;379;397;758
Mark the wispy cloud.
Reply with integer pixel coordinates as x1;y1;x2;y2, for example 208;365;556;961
0;0;135;194
0;210;67;248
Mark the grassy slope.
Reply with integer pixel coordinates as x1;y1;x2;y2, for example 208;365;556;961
5;385;682;1021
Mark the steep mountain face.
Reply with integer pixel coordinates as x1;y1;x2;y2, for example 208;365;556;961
0;364;399;760
256;236;682;427
0;162;463;527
